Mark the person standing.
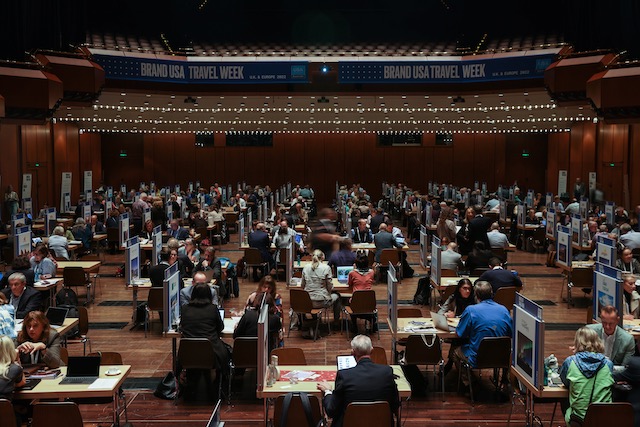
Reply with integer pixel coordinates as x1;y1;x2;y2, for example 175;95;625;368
4;185;19;220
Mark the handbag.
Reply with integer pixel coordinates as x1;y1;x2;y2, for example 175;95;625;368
154;371;178;400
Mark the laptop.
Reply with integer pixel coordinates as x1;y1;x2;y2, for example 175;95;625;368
336;266;354;284
206;399;223;427
429;311;457;333
45;307;69;328
59;356;101;385
336;355;357;370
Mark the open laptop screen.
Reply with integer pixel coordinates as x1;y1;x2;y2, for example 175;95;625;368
336;266;354;283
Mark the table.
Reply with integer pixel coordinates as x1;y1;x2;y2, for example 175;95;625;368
33;278;64;307
438;276;480;291
288;277;350;292
257;364;411;424
351;243;410;252
56;260;101;274
559;260;594;302
510;366;567;427
0;234;7;241
391;317;459;340
623;318;640;340
15;365;131;426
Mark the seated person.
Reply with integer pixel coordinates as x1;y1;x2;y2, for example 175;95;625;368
16;310;63;368
612;356;640;425
328;238;356;270
178;238;201;264
346;253;376;334
139;219;155;240
245;275;282;317
194;246;222;284
464;241;493;274
486;222;510;249
89;214;106;235
440;242;464;273
0;293;16;338
180;272;218;306
48;226;69;260
179;282;230;378
167;219;190;240
0;335;26;423
587;305;636;366
149;250;171;288
234;292;282;352
167;238;193;279
476;257;523;294
0;255;35;289
301;250;340;324
1;273;42;319
373;223;402;262
438;278;475;318
622;273;640;319
30;244;56;280
71;217;93;250
559;327;614;425
347;253;374;293
617;248;640;275
454;281;512;371
351;218;373;244
317;335;400;427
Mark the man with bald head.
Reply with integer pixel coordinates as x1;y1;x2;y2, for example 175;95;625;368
373;223;402;263
180;271;219;306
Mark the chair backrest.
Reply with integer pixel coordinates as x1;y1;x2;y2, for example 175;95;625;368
493;286;517;311
404;334;443;365
397;307;423;318
88;351;123;365
490;247;507;262
0;399;17;427
232;337;258;369
147;287;165;311
470;267;490;276
343;401;392;427
583;402;634;427
59;346;69;365
370;346;388;365
244;247;264;264
63;267;88;285
475;336;512;370
31;401;84;427
440;268;458;277
349;290;377;313
106;227;120;243
440;285;457;303
77;306;89;335
80;254;100;262
273;393;323;427
367;251;376;267
379;249;400;265
271;347;307;365
177;338;217;370
290;288;314;313
225;212;239;226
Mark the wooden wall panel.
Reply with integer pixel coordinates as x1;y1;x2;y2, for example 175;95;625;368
0;124;21;220
452;135;475;188
101;134;144;190
21;125;54;210
472;138;495;190
223;148;246;189
173;134;196;185
504;134;547;192
322;136;345;202
243;147;266;186
432;146;454;185
629;125;640;210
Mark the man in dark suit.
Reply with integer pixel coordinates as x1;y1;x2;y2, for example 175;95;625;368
248;222;274;276
317;335;400;427
193;246;222;285
167;219;190;240
149;250;171;287
467;205;493;248
476;257;523;294
2;272;42;318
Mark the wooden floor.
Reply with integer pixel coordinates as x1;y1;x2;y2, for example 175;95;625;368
63;223;586;427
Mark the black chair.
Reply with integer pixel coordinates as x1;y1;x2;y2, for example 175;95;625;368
458;336;512;404
31;402;83;427
404;334;445;401
343;401;393;427
62;266;92;304
145;287;164;337
0;399;17;427
177;338;227;402
583;402;634;427
273;393;323;427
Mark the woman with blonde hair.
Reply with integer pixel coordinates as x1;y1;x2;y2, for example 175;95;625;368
559;326;614;425
301;249;340;324
0;335;26;402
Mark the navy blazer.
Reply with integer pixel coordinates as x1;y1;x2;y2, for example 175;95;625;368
2;286;43;319
323;358;400;427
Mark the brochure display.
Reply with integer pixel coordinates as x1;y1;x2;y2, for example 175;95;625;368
430;236;441;289
593;263;623;324
163;263;180;333
512;293;545;388
555;225;572;269
119;213;130;249
125;236;140;285
14;225;31;257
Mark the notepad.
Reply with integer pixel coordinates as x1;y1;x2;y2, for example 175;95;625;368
88;378;119;389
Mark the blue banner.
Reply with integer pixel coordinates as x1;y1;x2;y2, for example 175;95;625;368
339;54;556;84
93;54;309;84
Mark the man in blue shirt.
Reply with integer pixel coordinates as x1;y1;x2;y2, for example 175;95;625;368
454;281;512;372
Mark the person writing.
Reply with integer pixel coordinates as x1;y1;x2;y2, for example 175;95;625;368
16;310;63;368
317;335;400;427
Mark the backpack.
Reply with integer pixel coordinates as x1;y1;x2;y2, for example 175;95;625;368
55;287;79;307
413;276;431;306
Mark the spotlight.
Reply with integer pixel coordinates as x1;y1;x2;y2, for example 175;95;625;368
184;96;197;104
317;96;330;104
320;64;331;73
453;96;465;103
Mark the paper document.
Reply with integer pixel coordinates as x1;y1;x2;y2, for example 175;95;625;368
88;378;119;389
